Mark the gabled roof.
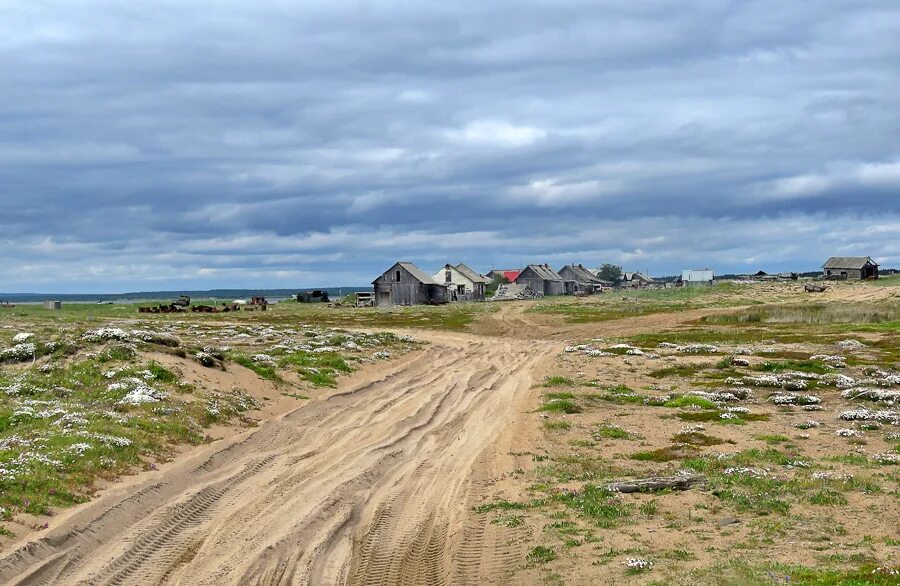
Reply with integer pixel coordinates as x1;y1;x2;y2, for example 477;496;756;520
521;264;563;281
823;256;878;270
455;263;490;284
622;272;658;283
502;270;521;282
398;261;440;284
560;264;603;283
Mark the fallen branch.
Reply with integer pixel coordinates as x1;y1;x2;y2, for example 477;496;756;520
607;474;706;493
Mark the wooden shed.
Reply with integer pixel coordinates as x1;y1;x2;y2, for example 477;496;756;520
516;264;565;296
373;262;449;307
823;257;879;280
558;264;605;294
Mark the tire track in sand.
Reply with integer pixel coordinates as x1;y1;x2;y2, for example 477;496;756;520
0;334;556;585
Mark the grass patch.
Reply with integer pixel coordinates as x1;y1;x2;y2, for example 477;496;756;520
544;376;576;387
231;354;280;381
676;410;770;425
664;395;718;410
538;399;582;414
543;420;571;431
491;514;525;528
526;545;557;565
755;434;791;444
631;445;698;462
594;425;637;440
551;484;631;527
755;360;830;375
672;431;728;446
473;500;527;514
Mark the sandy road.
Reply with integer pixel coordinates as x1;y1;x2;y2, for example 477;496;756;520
0;334;556;586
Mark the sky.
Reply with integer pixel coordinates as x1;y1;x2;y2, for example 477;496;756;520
1;0;899;292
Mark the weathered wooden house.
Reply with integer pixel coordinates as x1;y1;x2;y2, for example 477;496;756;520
516;264;565;296
432;263;490;301
558;264;606;293
373;262;449;307
823;257;879;280
620;272;661;288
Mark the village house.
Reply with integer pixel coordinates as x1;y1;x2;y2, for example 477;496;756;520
486;269;521;283
557;264;607;294
680;268;714;287
822;256;879;280
432;263;490;301
515;264;565;296
372;262;449;307
620;272;661;289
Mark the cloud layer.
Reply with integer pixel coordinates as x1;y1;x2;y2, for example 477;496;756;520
1;1;899;291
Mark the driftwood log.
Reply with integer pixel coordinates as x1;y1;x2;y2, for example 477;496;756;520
607;474;706;493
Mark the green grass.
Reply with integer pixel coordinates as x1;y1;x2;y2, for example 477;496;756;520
704;303;900;325
0;353;259;520
672;431;728;446
676;410;770;425
543;420;571;431
473;500;527;514
544;376;576;387
230;354;281;381
594;425;637;440
530;283;752;324
648;363;712;379
631;445;698;462
663;395;718;409
526;545;557;565
491;514;525;528
755;360;830;375
550;484;631;527
755;434;791;444
538;398;582;414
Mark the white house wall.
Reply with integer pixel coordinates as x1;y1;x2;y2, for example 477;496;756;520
432;265;477;293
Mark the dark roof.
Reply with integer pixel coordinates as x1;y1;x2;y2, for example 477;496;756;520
521;264;563;281
622;272;659;283
823;256;878;270
397;262;440;284
455;263;490;284
560;264;604;283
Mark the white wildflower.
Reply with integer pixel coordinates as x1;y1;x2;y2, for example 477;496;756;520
12;332;34;343
836;428;862;437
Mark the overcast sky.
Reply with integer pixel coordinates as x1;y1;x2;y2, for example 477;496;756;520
2;0;899;292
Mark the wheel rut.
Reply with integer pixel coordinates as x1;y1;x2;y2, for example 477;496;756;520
0;335;556;585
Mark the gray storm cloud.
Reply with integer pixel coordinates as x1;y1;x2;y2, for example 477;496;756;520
1;0;898;291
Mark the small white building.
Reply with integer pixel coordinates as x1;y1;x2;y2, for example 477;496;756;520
432;263;489;301
681;269;714;286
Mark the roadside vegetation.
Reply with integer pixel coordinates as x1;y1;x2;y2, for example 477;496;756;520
475;283;900;584
0;315;420;539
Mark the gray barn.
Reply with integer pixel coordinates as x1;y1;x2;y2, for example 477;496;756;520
823;257;879;280
516;264;565;296
373;262;449;307
558;264;605;294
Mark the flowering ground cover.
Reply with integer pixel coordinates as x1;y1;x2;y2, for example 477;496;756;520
473;299;900;584
0;314;420;540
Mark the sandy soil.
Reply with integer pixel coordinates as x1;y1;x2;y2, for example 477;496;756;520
0;333;558;585
0;280;895;585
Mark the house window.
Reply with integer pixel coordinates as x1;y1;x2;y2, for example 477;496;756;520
395;270;401;281
457;285;465;294
445;271;452;283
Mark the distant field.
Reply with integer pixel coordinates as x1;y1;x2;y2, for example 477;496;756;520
529;282;760;323
0;297;496;332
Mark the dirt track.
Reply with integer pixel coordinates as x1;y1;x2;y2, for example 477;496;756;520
0;334;556;585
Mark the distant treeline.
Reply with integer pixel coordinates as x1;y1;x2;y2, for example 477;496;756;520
0;287;372;303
